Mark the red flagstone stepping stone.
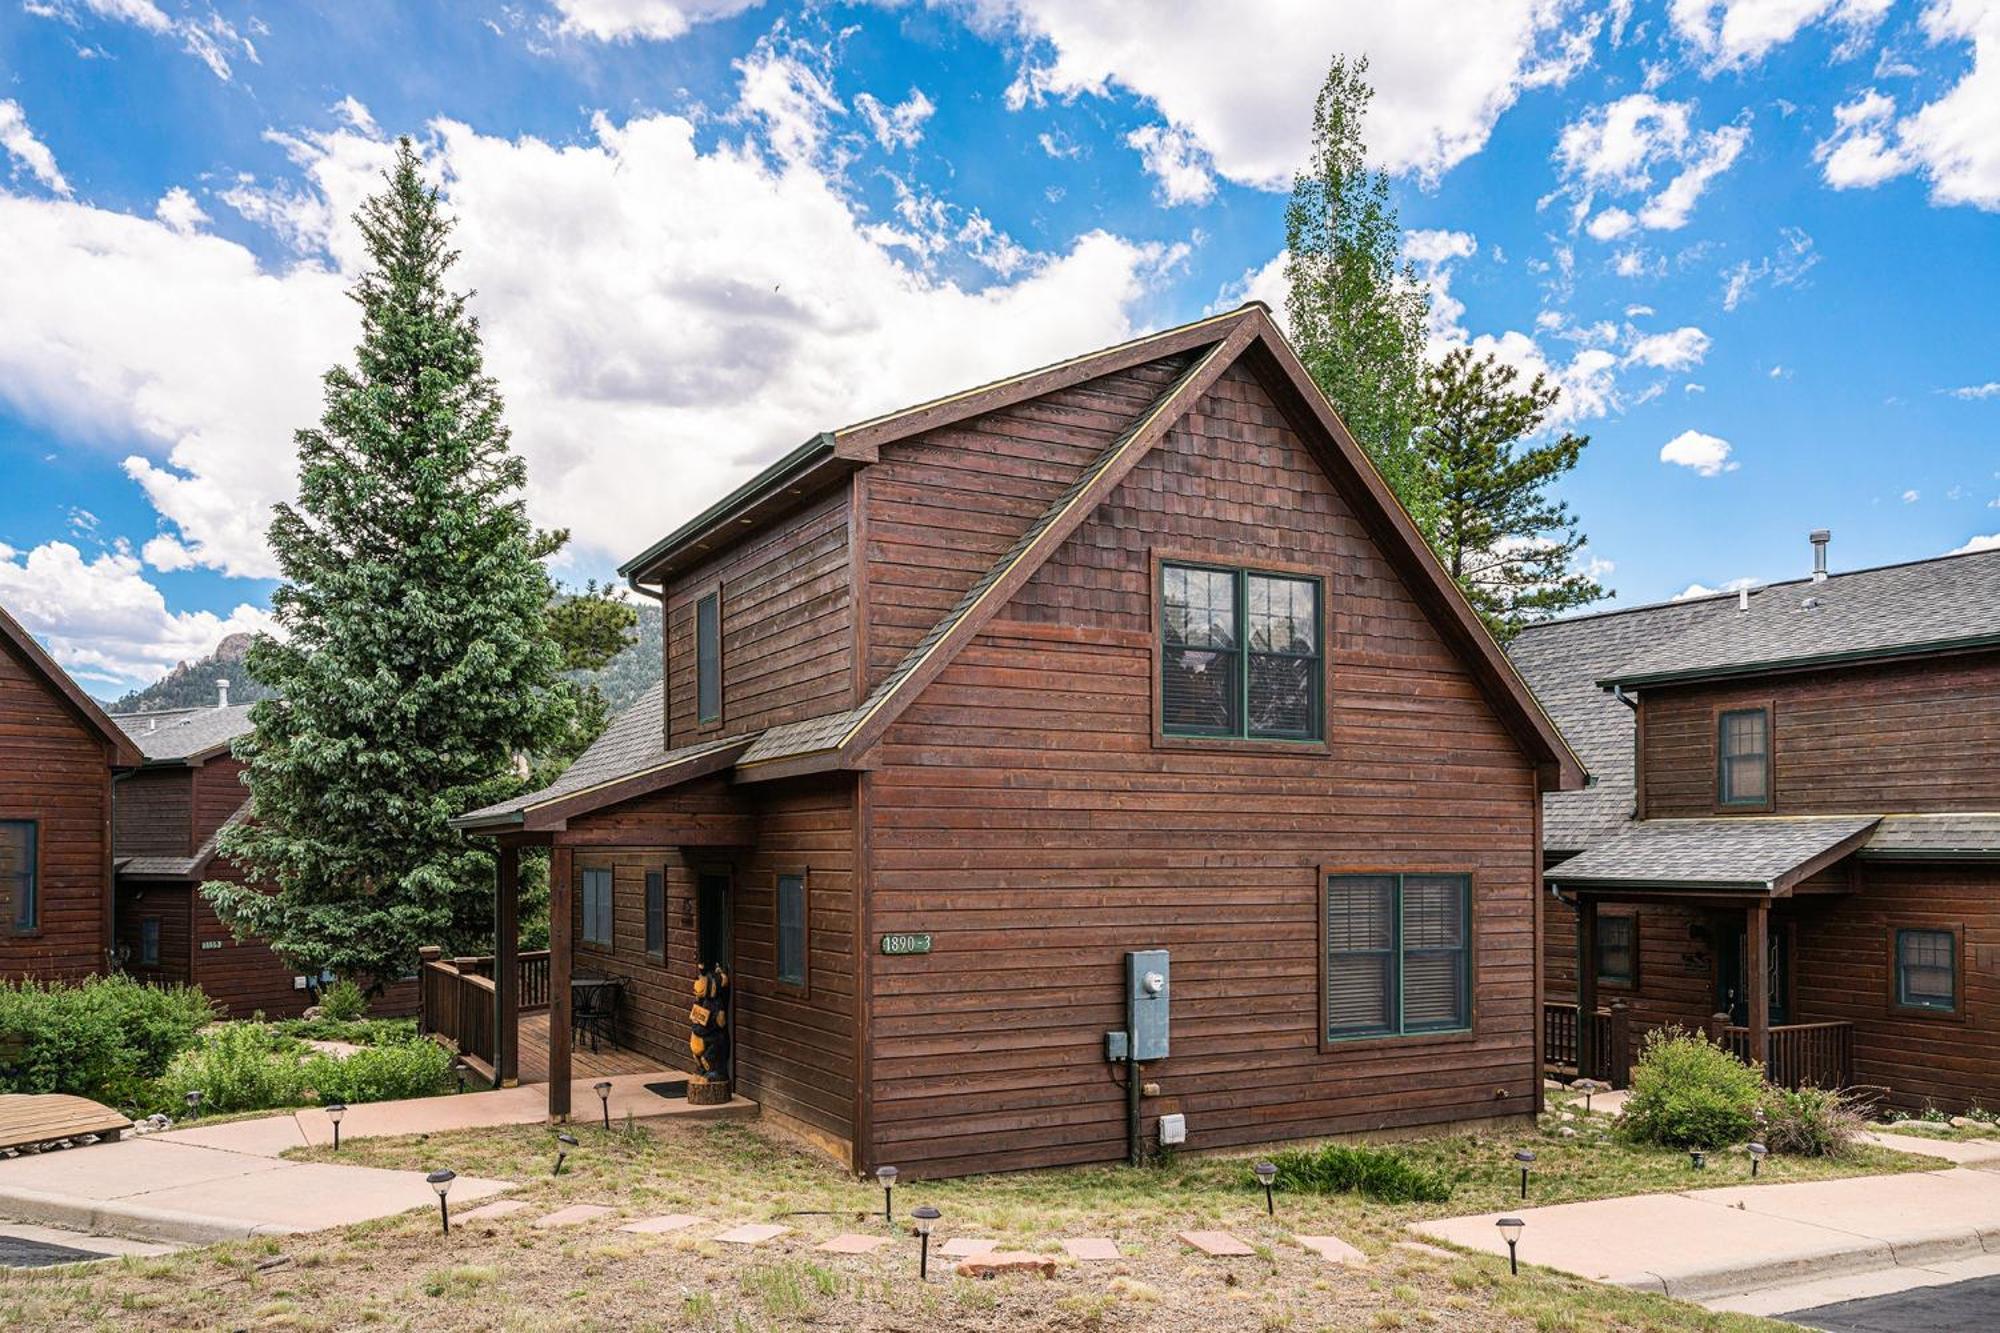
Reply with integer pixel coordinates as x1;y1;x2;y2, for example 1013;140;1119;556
1296;1235;1367;1266
714;1223;790;1246
1179;1230;1254;1257
1392;1240;1455;1261
1061;1237;1120;1261
619;1214;706;1235
955;1251;1057;1280
939;1237;998;1257
458;1200;530;1223
533;1204;614;1228
817;1233;890;1255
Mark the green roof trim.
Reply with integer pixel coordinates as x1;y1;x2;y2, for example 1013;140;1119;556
1596;630;2000;690
617;432;837;582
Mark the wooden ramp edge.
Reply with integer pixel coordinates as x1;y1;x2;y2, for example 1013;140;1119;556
0;1094;133;1152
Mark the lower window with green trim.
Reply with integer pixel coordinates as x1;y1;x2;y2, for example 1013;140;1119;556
1894;927;1957;1012
1324;872;1471;1040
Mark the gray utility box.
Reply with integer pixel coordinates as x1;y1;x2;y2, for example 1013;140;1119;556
1126;949;1170;1061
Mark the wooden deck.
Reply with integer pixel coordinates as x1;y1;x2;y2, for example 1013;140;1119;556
0;1094;130;1152
511;1009;664;1085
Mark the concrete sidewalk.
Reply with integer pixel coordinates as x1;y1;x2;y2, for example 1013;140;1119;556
1415;1167;2000;1301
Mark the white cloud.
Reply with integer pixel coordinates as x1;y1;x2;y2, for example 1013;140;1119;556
1215;250;1292;322
1124;123;1216;204
0;540;274;687
1672;575;1760;600
1721;226;1820;309
1947;380;2000;398
27;0;257;81
855;88;936;151
0;100;70;197
1468;330;1621;426
1904;489;1922;502
1952;532;2000;552
1403;228;1477;266
1660;427;1739;475
1624;325;1712;370
1557;94;1751;236
153;186;208;234
980;0;1590;187
0;80;1178;585
549;0;762;41
1669;0;1893;71
1814;4;2000;210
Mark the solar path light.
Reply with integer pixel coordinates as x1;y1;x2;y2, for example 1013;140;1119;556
1689;1149;1707;1170
554;1131;579;1176
876;1165;898;1223
184;1089;204;1119
594;1081;613;1130
326;1102;346;1152
1253;1161;1278;1216
1496;1217;1524;1276
1748;1142;1768;1177
1513;1150;1536;1201
912;1204;940;1280
428;1169;456;1234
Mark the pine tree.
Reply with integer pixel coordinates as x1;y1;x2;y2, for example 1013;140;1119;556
1418;347;1607;638
204;139;574;986
1284;54;1439;538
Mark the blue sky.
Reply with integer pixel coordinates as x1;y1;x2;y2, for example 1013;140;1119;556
1;1;1996;694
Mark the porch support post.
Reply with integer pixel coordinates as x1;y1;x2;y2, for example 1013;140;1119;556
1746;898;1770;1074
1576;896;1599;1079
548;846;574;1120
494;842;520;1088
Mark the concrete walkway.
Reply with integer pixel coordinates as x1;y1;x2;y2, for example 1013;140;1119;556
1415;1166;2000;1301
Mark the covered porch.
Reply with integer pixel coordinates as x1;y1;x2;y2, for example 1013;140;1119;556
416;949;660;1086
1544;815;1879;1092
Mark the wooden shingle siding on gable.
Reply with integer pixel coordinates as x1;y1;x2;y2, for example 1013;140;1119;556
114;768;193;857
861;361;1539;1175
1640;651;2000;818
0;633;115;980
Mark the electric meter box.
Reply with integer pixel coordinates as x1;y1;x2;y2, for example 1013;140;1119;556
1125;949;1170;1061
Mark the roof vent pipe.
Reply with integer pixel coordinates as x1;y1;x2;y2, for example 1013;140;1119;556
1737;587;1750;613
1810;529;1831;582
216;678;230;709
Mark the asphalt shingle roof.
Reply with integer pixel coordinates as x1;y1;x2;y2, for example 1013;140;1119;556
112;703;258;763
1863;813;2000;856
117;804;249;879
1601;546;2000;686
1545;816;1880;892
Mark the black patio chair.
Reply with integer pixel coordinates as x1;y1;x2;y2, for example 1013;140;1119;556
571;976;622;1054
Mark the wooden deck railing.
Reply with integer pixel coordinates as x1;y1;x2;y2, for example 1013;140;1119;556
440;950;553;1011
1543;1001;1635;1087
417;955;496;1067
1712;1019;1854;1091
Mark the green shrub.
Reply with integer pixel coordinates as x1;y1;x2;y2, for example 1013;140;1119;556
1267;1143;1455;1204
316;979;369;1023
304;1040;453;1104
158;1023;312;1114
0;975;213;1109
1617;1027;1764;1150
272;1016;418;1047
1760;1085;1863;1158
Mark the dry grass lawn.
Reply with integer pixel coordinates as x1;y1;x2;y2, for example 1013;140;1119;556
0;1091;1927;1332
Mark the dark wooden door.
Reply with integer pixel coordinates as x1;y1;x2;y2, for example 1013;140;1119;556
697;868;732;973
1718;917;1789;1025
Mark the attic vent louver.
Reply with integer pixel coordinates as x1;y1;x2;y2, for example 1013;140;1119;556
1810;528;1831;583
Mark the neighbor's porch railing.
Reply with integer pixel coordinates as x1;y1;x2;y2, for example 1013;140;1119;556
1543;1000;1635;1088
1711;1017;1854;1091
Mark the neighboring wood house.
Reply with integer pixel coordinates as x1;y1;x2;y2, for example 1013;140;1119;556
0;604;140;980
451;305;1584;1176
1513;536;2000;1113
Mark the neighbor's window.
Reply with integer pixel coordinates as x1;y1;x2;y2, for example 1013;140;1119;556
1596;913;1637;987
1161;562;1322;741
644;869;666;959
696;592;722;725
1895;928;1958;1012
581;867;614;948
1718;707;1771;806
140;916;161;966
1324;872;1470;1040
0;821;34;933
776;874;807;987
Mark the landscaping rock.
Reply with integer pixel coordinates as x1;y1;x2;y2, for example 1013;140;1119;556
955;1250;1057;1279
1950;1116;1974;1129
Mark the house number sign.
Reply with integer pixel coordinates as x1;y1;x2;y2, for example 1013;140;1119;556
879;933;932;956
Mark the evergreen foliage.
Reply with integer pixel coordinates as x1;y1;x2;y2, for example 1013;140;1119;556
1284;54;1439;537
204;138;576;986
1417;347;1607;637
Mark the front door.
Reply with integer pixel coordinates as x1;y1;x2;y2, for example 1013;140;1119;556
696;867;732;973
1717;916;1790;1025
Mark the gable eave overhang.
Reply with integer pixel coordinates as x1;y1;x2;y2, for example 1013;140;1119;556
452;736;757;835
1596;632;2000;692
0;603;143;767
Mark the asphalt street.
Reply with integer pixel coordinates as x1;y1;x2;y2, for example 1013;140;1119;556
1785;1274;2000;1332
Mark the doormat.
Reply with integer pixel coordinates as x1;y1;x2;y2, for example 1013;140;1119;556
643;1080;691;1100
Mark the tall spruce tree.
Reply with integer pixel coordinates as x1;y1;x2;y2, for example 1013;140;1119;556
1417;347;1607;638
1284;54;1439;538
204;138;574;986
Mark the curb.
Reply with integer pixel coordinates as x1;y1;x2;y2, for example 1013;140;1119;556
1627;1226;1998;1301
0;1186;294;1245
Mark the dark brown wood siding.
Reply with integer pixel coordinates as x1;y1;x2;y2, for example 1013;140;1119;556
114;769;192;857
860;361;1541;1177
663;489;852;746
115;884;192;988
192;757;248;844
862;356;1194;687
1639;651;2000;818
0;634;113;981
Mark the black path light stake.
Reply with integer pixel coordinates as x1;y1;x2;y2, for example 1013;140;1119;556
184;1090;204;1120
1496;1217;1524;1276
1689;1149;1707;1170
428;1169;456;1234
1253;1161;1278;1216
877;1165;898;1223
1748;1142;1768;1177
1573;1079;1606;1115
912;1204;939;1281
553;1131;579;1176
1513;1150;1536;1201
326;1102;346;1152
595;1081;613;1131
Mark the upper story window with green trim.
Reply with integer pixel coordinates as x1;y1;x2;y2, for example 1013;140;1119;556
1161;562;1322;741
1717;707;1770;807
696;591;722;725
